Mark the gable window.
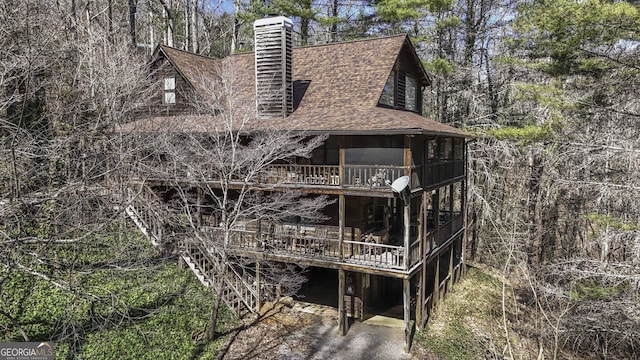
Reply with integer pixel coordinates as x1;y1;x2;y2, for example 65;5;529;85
405;75;418;112
163;77;176;104
378;71;395;107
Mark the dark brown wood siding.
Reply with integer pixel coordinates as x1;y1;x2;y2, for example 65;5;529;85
383;41;427;114
148;56;195;116
396;43;428;86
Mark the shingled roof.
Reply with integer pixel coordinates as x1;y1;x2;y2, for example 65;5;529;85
140;35;467;137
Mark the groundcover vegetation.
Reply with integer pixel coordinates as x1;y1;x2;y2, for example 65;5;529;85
0;230;235;359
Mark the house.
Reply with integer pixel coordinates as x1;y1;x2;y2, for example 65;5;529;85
123;17;468;350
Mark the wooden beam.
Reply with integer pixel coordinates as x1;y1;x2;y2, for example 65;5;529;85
403;203;410;269
403;277;412;353
196;186;203;228
448;243;454;290
433;255;440;309
255;260;261;312
416;269;423;330
338;269;346;335
404;135;412;177
339;194;345;260
339;136;345;186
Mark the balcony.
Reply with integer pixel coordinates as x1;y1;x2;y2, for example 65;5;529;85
131;159;462;191
263;164;406;189
200;222;412;272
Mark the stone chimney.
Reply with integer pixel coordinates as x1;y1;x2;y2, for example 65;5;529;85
254;16;293;119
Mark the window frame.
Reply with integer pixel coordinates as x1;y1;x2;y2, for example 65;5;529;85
405;74;418;112
163;77;176;105
378;70;396;107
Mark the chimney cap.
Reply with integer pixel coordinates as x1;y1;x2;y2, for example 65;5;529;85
254;16;293;29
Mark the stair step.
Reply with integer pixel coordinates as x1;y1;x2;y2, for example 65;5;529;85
125;185;261;318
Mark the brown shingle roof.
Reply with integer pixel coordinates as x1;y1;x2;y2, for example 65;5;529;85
140;35;467;137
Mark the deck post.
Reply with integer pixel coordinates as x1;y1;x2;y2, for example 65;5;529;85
196;187;202;228
433;255;440;309
255;260;261;312
416;269;423;330
448;243;455;290
338;268;346;335
403;203;410;269
339;194;345;260
403;277;412;352
339;136;345;185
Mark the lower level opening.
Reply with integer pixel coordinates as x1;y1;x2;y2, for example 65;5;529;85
293;267;407;320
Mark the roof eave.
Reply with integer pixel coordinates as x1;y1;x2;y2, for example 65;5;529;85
402;36;431;87
304;128;469;137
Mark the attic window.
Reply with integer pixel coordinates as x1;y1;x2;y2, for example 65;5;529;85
405;76;418;112
164;77;176;104
379;71;395;107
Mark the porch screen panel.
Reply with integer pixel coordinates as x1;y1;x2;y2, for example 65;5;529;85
344;135;404;166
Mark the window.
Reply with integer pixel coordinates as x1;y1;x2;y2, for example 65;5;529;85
438;185;451;223
440;138;452;160
453;182;462;217
378;71;421;112
378;71;395;107
163;77;176;104
427;139;438;162
405;75;418;112
454;138;464;160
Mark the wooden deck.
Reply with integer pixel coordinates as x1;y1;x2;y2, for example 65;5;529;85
199;221;423;274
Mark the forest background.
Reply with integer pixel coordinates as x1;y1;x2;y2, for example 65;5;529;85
1;0;638;358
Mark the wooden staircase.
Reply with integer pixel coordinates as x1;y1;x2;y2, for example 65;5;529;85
181;238;267;316
125;184;270;317
125;186;167;246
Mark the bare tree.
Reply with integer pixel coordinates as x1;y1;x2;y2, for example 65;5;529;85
124;60;331;339
0;0;159;353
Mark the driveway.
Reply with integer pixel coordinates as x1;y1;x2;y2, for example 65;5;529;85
218;301;425;360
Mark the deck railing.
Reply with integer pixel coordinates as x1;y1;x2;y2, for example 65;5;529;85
263;164;340;185
342;240;405;269
343;165;405;188
205;223;408;271
422;214;463;255
424;160;465;186
409;238;421;267
132;159;466;192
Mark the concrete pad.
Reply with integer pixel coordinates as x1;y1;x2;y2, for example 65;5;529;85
363;315;405;329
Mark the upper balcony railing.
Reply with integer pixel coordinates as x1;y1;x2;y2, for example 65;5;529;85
131;158;463;190
265;164;407;189
343;165;405;188
262;164;341;186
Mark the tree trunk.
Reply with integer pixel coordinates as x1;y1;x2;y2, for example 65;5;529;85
207;283;225;340
331;0;338;42
129;0;137;47
190;0;197;52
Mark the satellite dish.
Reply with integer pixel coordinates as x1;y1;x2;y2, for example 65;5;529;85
390;176;410;193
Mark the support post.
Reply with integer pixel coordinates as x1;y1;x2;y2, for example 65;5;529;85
449;244;455;290
339;194;345;260
403;277;412;353
255;261;261;312
338;268;347;335
416;269;423;330
404;203;410;269
196;187;203;228
433;255;440;309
